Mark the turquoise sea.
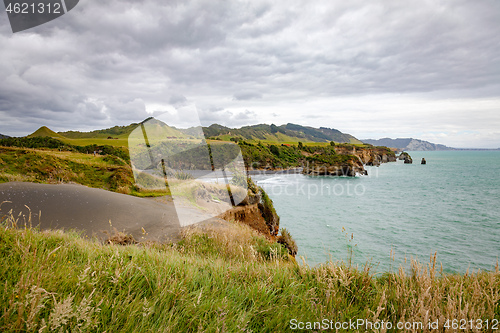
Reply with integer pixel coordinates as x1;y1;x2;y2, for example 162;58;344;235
253;151;500;273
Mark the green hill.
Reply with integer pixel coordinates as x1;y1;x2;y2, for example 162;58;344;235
203;123;362;144
24;120;362;147
59;122;142;139
27;126;66;139
138;118;189;140
59;118;188;141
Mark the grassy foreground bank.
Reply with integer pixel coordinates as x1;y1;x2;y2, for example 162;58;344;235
1;219;499;332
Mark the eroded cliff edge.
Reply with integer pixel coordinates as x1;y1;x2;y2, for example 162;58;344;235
238;141;396;177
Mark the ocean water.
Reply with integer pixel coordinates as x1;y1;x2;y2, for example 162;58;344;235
252;151;500;273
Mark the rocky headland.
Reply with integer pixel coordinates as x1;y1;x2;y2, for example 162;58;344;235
302;145;397;177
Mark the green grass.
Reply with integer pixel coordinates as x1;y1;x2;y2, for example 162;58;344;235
0;218;498;332
61;137;129;148
0;147;131;190
0;146;170;197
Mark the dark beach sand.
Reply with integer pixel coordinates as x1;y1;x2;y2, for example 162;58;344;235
0;182;185;242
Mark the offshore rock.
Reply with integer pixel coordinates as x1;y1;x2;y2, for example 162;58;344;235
421;158;426;165
399;151;413;164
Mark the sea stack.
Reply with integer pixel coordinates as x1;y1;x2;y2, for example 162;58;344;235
421;158;426;165
399;152;413;164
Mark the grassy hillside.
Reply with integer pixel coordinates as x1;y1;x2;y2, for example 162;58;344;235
51;119;188;148
0;218;498;332
28;126;130;148
204;123;363;144
24;120;364;149
59;123;140;139
0;136;386;189
60;137;129;148
0;144;168;197
0;146;134;193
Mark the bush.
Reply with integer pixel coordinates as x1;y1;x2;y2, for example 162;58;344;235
258;187;279;236
246;177;259;194
269;144;280;157
277;228;298;256
254;237;288;260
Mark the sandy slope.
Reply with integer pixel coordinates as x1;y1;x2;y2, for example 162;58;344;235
0;182;187;242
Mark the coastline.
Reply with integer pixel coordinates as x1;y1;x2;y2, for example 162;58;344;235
246;167;303;176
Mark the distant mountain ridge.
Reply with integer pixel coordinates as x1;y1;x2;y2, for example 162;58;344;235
25;121;362;144
0;133;9;139
362;138;453;151
203;123;362;144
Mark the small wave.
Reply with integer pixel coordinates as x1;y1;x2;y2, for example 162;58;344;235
256;176;290;185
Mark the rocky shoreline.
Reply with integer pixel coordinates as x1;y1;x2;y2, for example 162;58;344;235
302;145;397;177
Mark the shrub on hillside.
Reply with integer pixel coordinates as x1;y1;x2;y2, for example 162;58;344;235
254;237;288;260
258;187;280;236
277;228;298;256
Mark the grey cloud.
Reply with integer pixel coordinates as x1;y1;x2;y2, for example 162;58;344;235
233;92;263;101
0;0;499;146
168;94;188;106
198;107;258;127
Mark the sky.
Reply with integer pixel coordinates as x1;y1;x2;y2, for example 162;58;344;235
1;0;499;148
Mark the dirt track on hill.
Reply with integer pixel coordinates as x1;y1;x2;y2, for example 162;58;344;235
0;182;185;242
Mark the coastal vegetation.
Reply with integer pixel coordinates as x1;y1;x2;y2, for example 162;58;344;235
0;137;288;245
0;143;164;197
0;216;498;332
0;134;393;184
0;136;129;161
238;140;361;169
1;126;499;331
2;122;397;177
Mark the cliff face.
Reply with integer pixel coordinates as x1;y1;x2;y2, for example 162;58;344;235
302;146;396;177
348;146;397;166
220;203;274;238
302;158;365;177
219;180;279;239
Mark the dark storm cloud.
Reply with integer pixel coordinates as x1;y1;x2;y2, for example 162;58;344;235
0;0;499;147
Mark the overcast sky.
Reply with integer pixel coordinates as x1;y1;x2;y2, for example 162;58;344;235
1;0;499;148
